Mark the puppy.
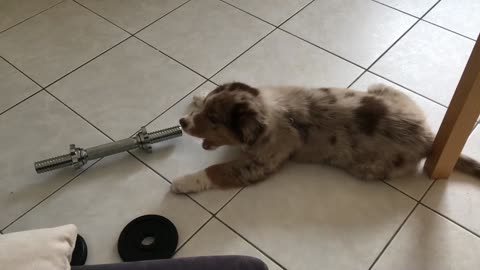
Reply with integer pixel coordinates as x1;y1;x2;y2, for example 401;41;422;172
171;82;480;193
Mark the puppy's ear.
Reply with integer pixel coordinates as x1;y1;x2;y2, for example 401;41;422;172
230;102;265;145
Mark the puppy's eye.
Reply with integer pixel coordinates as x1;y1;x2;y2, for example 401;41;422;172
207;114;218;124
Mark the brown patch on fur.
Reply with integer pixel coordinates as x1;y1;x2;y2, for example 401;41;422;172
393;154;405;168
286;112;312;143
329;135;337;145
209;84;227;96
228;82;259;96
206;165;244;188
326;96;337;104
383;130;394;139
354;96;388;135
308;101;329;120
318;87;331;94
230;102;265;145
345;92;355;98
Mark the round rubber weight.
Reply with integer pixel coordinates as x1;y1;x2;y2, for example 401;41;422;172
117;215;178;262
71;234;88;266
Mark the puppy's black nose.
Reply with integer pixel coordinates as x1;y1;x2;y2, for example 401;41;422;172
179;118;188;128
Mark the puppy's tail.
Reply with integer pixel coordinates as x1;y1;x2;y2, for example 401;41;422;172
455;155;480;178
425;137;480;179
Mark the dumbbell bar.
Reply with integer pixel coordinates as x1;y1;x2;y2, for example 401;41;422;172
34;126;182;174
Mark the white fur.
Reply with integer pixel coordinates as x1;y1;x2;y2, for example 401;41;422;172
170;170;213;193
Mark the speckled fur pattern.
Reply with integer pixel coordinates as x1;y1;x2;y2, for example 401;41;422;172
171;82;479;193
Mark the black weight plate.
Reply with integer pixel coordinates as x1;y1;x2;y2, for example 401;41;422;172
71;234;88;266
118;215;178;262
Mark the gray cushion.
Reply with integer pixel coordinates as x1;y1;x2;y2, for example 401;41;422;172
73;256;268;270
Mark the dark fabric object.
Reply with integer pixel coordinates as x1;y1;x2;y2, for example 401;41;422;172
72;255;269;270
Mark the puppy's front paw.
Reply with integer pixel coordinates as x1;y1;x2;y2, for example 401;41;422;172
171;170;212;194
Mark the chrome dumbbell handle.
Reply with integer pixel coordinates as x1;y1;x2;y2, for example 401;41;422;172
34;126;182;173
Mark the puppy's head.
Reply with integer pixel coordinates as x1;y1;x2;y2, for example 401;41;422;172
179;82;266;150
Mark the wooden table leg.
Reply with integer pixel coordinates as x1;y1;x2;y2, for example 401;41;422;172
424;34;480;179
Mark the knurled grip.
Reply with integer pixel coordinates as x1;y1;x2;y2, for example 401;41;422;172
149;126;182;144
34;154;73;173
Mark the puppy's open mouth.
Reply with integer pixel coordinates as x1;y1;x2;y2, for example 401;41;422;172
202;139;218;150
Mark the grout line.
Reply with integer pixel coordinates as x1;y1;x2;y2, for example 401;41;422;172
0;0;65;35
370;0;420;18
360;0;442;82
348;70;368;88
207;27;277;80
140;80;210;131
44;90;116;141
279;28;366;70
419;201;480;239
41;36;132;89
0;56;43;88
72;0;131;34
421;20;477;41
173;215;215;255
208;0;318;80
132;36;210;81
364;0;441;72
0;88;44;117
368;203;420;269
276;0;317;28
367;71;448;108
75;0;192;36
371;0;475;42
218;0;277;27
132;0;193;36
1;158;104;232
127;151;214;215
215;217;288;270
367;180;436;270
214;187;245;215
0;27;131;120
381;180;419;202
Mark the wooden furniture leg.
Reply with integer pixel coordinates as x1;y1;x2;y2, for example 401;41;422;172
424;34;480;179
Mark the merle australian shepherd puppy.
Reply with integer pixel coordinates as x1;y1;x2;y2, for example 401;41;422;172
171;82;480;193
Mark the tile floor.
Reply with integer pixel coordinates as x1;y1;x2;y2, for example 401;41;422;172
1;0;479;269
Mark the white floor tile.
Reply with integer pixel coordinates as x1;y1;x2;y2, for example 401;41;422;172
0;92;109;229
133;82;242;213
372;21;474;106
77;0;188;33
137;0;273;77
0;58;40;113
213;30;362;88
374;0;437;17
0;0;61;32
218;163;415;270
282;0;415;67
422;166;480;235
49;37;204;140
0;0;128;86
425;0;480;40
4;153;211;264
176;218;282;270
223;0;311;26
373;205;480;270
463;125;480;161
